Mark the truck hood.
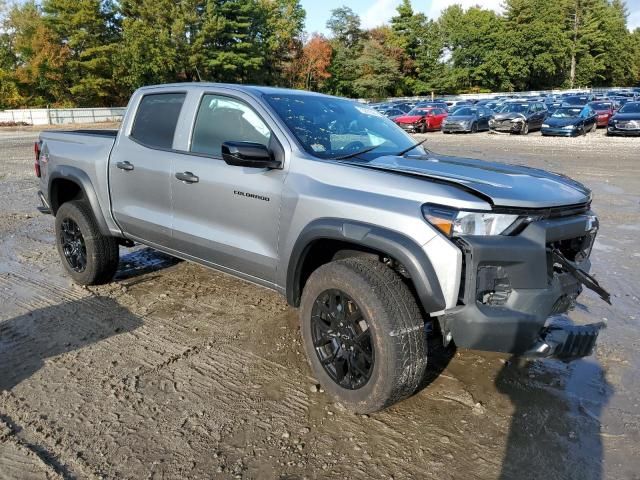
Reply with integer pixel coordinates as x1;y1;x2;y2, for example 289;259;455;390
350;154;591;209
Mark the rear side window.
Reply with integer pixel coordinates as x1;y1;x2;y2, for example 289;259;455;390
131;93;186;149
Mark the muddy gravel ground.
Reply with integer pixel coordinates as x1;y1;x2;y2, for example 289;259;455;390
0;125;639;480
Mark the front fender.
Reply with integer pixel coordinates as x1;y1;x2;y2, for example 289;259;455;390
286;218;446;313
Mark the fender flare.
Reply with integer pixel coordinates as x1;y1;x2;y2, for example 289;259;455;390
48;166;111;235
286;218;446;313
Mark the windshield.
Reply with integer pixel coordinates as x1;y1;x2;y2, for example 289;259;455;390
551;108;582;118
264;93;424;160
619;103;640;113
590;102;612;110
451;107;476;116
499;103;530;113
407;108;430;116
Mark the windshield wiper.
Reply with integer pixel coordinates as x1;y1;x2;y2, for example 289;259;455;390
333;143;384;160
395;138;428;157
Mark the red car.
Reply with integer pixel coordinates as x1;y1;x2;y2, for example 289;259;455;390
394;107;448;133
588;101;615;127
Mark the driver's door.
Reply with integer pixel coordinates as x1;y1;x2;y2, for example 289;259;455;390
170;93;286;284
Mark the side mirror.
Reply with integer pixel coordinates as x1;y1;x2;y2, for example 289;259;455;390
221;141;281;169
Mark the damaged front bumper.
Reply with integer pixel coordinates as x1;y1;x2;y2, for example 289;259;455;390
524;321;604;359
439;211;609;360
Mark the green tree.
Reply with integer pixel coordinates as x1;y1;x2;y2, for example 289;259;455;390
438;5;508;92
596;0;636;86
326;6;362;48
352;27;401;99
42;0;120;105
389;0;440;95
259;0;306;85
502;0;571;90
324;6;365;97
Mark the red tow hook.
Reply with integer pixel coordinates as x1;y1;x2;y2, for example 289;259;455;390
34;141;42;178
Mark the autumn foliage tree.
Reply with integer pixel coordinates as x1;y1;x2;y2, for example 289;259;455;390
294;34;332;90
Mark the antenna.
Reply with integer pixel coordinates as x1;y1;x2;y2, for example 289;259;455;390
195;66;202;82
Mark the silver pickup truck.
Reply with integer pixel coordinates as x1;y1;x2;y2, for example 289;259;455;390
35;83;610;413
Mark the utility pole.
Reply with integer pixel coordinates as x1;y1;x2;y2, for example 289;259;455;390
569;4;579;89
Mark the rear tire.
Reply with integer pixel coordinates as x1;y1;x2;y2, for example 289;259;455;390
55;201;119;285
299;257;427;413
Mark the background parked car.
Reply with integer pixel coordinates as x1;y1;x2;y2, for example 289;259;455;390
441;106;493;133
588;101;616;127
489;101;547;134
382;108;407;121
541;105;597;136
415;101;449;111
607;101;640;136
394;107;447;133
561;94;594;107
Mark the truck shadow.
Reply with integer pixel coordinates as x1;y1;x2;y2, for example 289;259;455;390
496;351;612;479
0;296;142;392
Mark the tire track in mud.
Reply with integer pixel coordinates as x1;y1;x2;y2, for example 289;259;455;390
0;258;505;478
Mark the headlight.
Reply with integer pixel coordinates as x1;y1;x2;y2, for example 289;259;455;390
511;117;525;123
563;125;576;130
422;204;521;237
542;123;549;128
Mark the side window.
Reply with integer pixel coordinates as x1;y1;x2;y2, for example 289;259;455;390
131;93;186;149
191;94;271;157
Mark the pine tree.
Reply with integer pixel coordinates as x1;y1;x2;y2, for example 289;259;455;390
42;0;119;105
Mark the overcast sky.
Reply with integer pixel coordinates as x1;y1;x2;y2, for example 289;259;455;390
301;0;640;34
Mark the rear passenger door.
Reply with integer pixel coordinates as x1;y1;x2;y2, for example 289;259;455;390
170;92;287;284
110;92;186;247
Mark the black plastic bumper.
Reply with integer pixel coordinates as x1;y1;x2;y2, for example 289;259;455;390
440;212;600;356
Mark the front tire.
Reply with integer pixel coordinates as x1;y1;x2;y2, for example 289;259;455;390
55;201;119;285
299;258;427;413
520;122;529;135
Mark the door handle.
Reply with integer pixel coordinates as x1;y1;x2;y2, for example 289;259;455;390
116;161;134;171
175;171;199;184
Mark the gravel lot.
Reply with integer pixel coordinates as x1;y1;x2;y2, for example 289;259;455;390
0;125;638;479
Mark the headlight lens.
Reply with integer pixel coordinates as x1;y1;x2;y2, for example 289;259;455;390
563;125;576;129
422;205;521;237
542;123;549;128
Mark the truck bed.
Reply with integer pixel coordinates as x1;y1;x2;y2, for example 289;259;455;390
52;129;119;137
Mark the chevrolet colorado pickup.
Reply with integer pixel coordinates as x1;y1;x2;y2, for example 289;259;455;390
35;84;610;413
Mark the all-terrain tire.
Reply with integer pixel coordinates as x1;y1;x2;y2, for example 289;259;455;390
55;201;119;285
299;257;427;413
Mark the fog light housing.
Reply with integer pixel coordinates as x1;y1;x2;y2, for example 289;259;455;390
476;265;511;306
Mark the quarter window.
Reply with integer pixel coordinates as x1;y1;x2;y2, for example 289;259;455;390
131;93;186;149
191;94;271;156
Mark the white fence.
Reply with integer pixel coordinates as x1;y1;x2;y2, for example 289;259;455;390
0;107;126;126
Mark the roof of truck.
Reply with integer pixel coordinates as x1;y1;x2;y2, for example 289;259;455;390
137;82;332;98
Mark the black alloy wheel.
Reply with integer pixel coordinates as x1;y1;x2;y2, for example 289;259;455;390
60;218;87;272
310;289;374;390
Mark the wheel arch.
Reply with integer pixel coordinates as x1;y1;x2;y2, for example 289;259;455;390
48;166;111;235
286;219;446;314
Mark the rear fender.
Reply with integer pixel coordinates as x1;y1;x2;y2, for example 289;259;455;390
48;166;111;236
